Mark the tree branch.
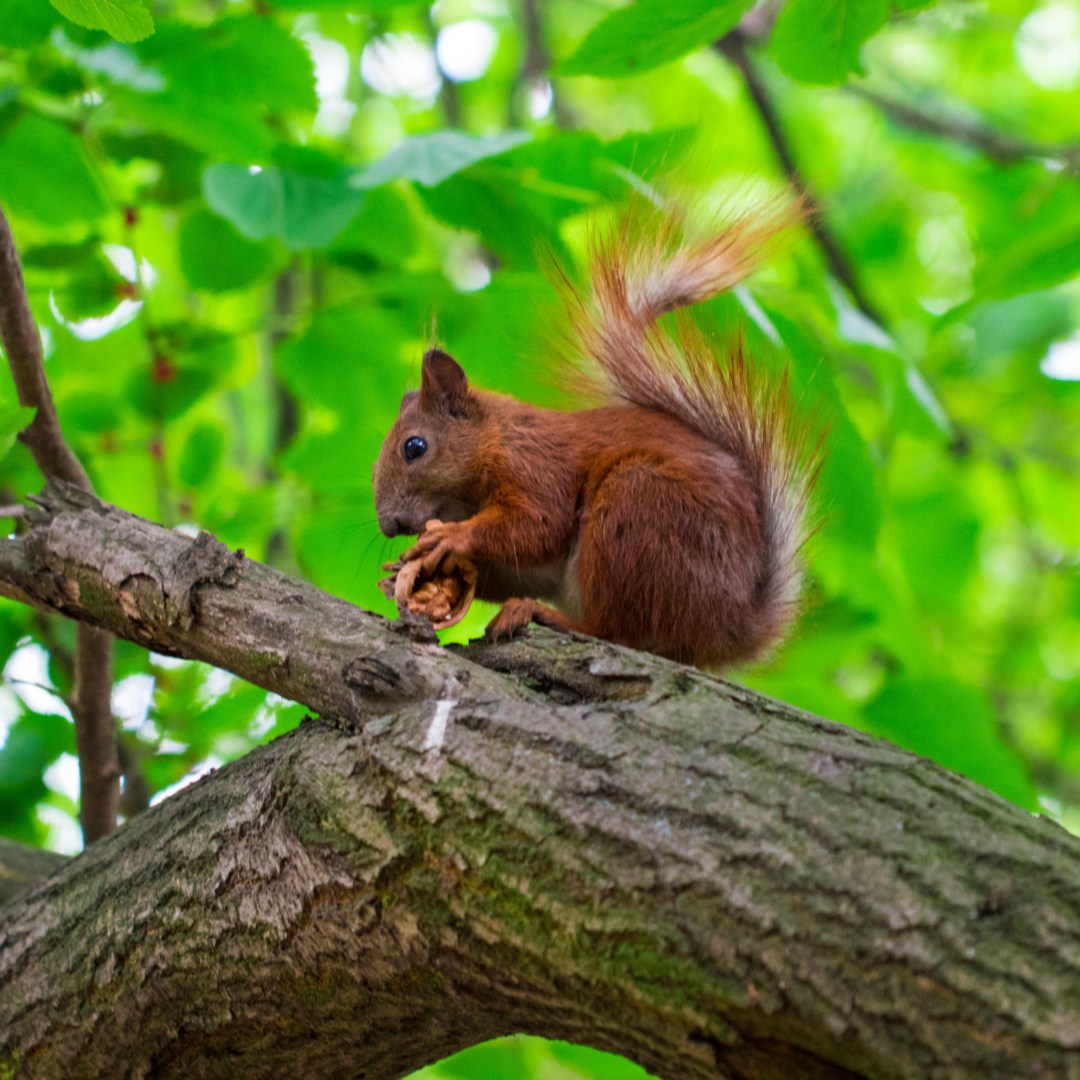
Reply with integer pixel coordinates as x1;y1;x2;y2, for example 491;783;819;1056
0;480;1079;1079
848;85;1080;175
0;836;66;906
715;30;887;327
0;201;118;844
0;209;89;490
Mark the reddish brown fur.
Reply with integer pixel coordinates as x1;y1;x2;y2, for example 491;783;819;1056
372;203;818;669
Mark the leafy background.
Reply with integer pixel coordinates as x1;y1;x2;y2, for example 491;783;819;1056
1;0;1079;1075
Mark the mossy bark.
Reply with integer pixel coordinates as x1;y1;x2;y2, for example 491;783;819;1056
0;481;1078;1080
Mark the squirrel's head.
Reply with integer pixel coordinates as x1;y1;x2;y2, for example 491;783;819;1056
373;348;486;537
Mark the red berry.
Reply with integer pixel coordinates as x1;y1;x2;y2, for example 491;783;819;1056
151;356;176;384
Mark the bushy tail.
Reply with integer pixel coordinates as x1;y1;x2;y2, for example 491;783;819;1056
569;199;819;652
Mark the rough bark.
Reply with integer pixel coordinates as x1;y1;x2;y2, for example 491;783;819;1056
1;481;1079;1080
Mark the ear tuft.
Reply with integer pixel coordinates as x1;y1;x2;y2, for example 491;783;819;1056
420;348;470;415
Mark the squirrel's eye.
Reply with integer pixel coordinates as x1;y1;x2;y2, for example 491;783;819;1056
403;436;428;462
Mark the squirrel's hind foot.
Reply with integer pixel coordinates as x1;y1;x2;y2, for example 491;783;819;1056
485;598;580;644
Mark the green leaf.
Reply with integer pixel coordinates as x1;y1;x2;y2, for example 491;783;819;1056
975;217;1080;300
178;423;226;488
0;0;58;47
891;490;978;608
118;17;316;159
60;393;120;434
48;0;153;43
761;307;882;552
0;114;107;226
330;186;417;267
125;325;238;420
418;171;558;269
0;714;74;843
434;1037;535;1080
967;291;1072;367
353;131;532;189
54;254;132;320
202;165;363;251
20;237;99;271
275;306;406;416
548;1040;654;1079
555;0;754;78
271;0;411;7
770;0;890;85
0;407;37;462
178;207;277;292
863;676;1038;811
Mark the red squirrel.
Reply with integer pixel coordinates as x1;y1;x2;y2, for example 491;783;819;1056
372;202;818;668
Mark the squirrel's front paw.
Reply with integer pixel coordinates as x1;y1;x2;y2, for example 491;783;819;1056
401;519;472;576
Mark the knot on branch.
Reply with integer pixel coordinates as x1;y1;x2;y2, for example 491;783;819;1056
23;478;245;633
165;530;246;631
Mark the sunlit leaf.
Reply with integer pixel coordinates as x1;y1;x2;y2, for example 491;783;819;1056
118;17;316;159
0;407;37;462
48;0;153;43
975;217;1080;300
353;131;532;189
770;0;890;84
0;114;107;226
202;165;363;251
556;0;753;78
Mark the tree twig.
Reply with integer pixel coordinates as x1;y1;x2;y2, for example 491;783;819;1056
848;84;1080;175
715;29;887;327
0;201;118;844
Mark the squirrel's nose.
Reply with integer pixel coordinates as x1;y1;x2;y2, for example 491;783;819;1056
378;515;404;537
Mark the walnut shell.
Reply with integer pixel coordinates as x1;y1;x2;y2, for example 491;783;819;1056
379;552;477;630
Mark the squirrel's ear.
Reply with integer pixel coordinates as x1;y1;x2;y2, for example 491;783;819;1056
399;389;419;414
420;348;469;414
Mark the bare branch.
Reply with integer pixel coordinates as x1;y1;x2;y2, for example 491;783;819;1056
715;30;888;328
848;84;1080;175
0;201;119;844
71;624;117;841
0;206;91;489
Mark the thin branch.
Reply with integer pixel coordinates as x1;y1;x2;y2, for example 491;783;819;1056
510;0;575;130
848;84;1080;175
715;29;888;327
117;734;151;818
423;8;463;128
0;212;90;488
0;200;118;844
71;624;117;840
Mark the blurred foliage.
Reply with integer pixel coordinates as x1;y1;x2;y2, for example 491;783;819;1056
1;0;1080;1072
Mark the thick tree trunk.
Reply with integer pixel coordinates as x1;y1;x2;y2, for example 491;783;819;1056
0;481;1079;1080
